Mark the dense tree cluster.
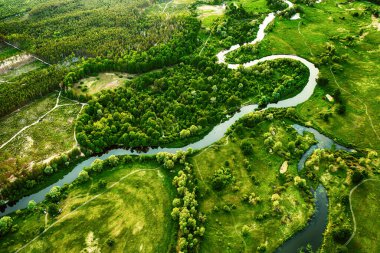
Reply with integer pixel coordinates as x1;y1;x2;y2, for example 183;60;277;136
0;0;184;63
73;58;308;153
0;65;67;117
209;4;266;48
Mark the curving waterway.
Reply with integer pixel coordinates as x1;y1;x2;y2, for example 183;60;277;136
0;1;347;252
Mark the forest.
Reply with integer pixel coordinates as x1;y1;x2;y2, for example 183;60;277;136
0;0;379;252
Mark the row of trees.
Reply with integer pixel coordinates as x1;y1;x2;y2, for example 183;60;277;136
167;160;206;252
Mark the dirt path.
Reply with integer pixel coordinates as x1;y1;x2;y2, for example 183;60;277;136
344;178;380;246
15;168;159;253
329;67;380;144
0;91;85;150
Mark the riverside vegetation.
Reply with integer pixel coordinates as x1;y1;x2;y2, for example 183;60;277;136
0;0;379;252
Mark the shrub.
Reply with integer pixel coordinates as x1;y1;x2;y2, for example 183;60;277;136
211;167;233;191
0;216;13;236
332;226;351;243
240;140;253;156
46;186;62;203
241;225;250;236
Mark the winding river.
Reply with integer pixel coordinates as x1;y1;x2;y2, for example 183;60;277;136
0;1;348;252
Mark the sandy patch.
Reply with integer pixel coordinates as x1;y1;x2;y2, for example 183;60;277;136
81;231;100;253
280;161;288;174
198;4;225;18
104;80;120;90
372;15;380;31
0;54;34;74
132;221;144;235
24;136;34;150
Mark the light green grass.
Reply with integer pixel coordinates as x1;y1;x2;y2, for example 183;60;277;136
0;162;176;252
0;93;81;185
0;93;59;144
0;60;45;81
233;0;380;150
347;180;380;253
72;72;133;96
192;119;315;252
0;44;19;61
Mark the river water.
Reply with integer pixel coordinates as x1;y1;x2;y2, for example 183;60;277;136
275;124;353;252
1;0;344;252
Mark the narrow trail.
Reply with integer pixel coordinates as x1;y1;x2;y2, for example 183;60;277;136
329;67;380;143
231;212;247;251
15;168;158;253
344;178;380;246
297;21;314;56
0;91;85;150
161;0;173;14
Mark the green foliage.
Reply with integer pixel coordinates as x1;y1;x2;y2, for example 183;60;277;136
240;139;253;156
27;200;37;212
211;166;233;191
47;203;60;216
77;170;90;183
172;164;205;252
45;186;62;203
0;216;13;237
332;226;351;244
76;58;308;153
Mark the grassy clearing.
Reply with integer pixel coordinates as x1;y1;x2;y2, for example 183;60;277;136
72;72;133;96
0;44;19;62
0;161;176;253
0;60;45;81
228;0;380;150
197;4;226;28
191;119;315;252
347;179;380;253
0;93;81;186
0;93;58;144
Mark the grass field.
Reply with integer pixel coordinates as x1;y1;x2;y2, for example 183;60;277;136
191;119;315;252
347;179;380;253
0;44;19;62
225;0;380;150
0;92;81;187
0;161;176;253
0;60;45;81
72;72;133;96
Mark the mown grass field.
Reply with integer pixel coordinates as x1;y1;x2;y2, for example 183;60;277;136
191;119;315;252
0;161;176;253
0;92;81;185
347;179;380;253
72;72;133;96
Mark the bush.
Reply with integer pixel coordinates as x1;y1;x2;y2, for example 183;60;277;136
332;226;351;244
47;203;60;216
77;170;90;183
240;140;253;156
241;225;250;236
211;167;233;191
45;186;62;203
0;216;13;236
